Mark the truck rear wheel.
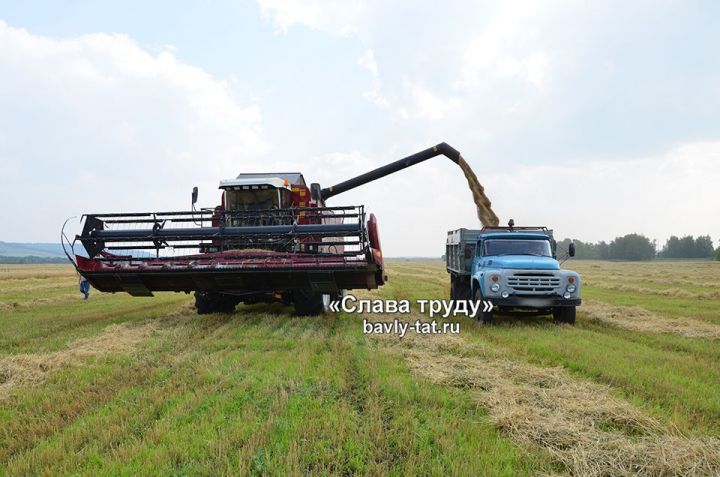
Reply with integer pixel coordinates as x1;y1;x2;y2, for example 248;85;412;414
553;306;576;324
473;288;493;324
450;275;470;301
194;292;237;315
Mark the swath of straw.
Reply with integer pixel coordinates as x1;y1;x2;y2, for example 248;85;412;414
403;349;720;477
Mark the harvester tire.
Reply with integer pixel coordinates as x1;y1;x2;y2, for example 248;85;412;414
293;289;326;316
194;292;236;315
473;288;493;324
553;306;576;324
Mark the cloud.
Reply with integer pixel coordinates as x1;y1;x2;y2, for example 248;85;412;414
356;49;457;121
482;141;720;247
357;48;377;76
256;0;366;36
397;80;459;121
456;2;552;91
0;20;268;241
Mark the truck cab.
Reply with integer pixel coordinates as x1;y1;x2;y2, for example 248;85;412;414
446;224;581;323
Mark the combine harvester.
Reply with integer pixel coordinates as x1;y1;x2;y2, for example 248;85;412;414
63;144;464;315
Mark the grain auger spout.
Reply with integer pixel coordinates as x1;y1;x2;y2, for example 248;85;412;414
317;142;499;227
318;142;462;200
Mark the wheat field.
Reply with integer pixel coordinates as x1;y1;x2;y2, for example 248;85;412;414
1;260;719;476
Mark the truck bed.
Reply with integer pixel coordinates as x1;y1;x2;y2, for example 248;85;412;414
445;228;481;275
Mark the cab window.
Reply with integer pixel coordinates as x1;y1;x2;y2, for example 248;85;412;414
226;189;278;211
483;239;551;257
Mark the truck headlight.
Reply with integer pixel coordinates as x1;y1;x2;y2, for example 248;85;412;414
490;283;500;292
501;291;509;298
563;292;572;299
566;284;576;293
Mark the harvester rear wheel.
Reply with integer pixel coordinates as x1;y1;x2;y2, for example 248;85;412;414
194;292;237;315
293;289;327;316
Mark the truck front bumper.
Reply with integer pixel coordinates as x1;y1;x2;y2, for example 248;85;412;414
487;296;581;309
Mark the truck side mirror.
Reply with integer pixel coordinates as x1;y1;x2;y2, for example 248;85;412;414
569;242;576;257
191;186;198;205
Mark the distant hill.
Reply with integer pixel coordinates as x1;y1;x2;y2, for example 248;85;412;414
0;241;66;258
0;256;68;264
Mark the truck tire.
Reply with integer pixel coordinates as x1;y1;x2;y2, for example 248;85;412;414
473;288;494;324
451;275;470;301
293;289;327;316
553;306;576;324
195;292;237;315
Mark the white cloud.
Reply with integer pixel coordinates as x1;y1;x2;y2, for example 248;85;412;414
257;0;366;36
0;20;268;241
255;1;553;120
399;80;459;121
357;48;377;76
457;2;552;91
357;48;391;109
484;141;720;247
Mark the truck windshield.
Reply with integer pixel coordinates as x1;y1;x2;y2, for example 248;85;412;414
484;239;552;257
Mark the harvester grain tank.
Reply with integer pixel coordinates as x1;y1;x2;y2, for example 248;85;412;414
64;143;464;315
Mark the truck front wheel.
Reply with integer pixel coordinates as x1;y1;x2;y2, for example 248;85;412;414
473;288;493;324
553;306;576;324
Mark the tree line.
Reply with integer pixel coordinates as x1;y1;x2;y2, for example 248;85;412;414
557;234;720;261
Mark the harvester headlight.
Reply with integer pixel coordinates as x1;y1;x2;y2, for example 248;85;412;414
566;284;576;293
490;283;500;292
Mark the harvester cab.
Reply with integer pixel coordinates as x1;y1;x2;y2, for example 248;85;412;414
221;176;293;212
63;142;466;316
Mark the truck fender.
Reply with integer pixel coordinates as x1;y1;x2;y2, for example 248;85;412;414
471;278;481;297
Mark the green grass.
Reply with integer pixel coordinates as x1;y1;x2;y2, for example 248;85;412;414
1;260;718;474
1;264;544;476
381;260;720;434
582;287;720;324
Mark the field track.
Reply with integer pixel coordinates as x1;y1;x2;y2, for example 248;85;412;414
1;260;719;476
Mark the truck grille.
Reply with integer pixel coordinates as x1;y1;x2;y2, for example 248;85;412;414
507;273;560;294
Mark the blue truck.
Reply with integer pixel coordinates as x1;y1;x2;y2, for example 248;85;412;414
445;222;581;323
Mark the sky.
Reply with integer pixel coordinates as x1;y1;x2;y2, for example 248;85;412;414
0;0;719;256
